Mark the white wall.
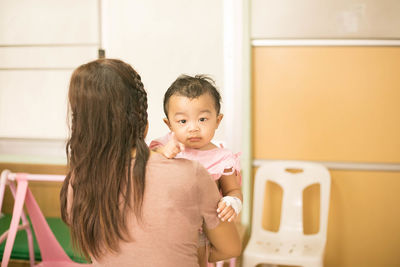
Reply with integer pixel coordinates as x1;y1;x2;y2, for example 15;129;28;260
0;0;227;162
102;0;224;143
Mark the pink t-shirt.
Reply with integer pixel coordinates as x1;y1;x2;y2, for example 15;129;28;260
150;133;241;182
89;153;221;267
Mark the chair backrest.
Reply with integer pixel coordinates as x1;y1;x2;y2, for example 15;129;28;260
252;161;331;242
1;171;74;266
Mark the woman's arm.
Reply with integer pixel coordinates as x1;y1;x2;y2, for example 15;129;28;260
204;220;241;262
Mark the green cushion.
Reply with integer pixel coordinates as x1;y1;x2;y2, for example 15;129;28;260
0;214;87;263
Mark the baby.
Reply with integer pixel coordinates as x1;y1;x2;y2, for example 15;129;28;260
150;74;242;266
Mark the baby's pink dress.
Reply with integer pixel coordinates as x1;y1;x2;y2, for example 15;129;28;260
150;132;241;182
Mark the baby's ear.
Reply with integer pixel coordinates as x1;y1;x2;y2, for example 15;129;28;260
216;114;224;128
163;118;172;130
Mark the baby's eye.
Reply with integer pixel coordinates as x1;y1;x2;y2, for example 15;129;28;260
178;119;187;124
199;118;208;122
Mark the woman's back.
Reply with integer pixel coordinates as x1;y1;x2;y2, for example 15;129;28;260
90;153;221;267
61;59;240;266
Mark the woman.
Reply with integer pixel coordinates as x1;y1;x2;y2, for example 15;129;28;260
60;58;241;266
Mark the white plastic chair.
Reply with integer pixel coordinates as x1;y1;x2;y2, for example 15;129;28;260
242;161;331;267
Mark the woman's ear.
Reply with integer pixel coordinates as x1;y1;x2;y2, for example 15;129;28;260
216;114;223;128
163;118;172;130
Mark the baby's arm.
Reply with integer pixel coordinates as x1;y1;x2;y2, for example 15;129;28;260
217;171;243;222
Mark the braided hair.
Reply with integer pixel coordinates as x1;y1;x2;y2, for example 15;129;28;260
60;58;150;260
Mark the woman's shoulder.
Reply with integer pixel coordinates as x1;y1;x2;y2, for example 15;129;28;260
149;151;195;165
147;152;205;178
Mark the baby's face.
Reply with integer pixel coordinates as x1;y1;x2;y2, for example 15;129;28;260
165;93;222;150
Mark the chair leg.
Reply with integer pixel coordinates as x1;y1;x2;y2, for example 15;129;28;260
209;259;236;267
26;224;35;267
242;255;263;267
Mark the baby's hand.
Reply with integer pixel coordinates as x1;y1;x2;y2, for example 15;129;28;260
217;196;242;222
217;200;237;222
161;133;185;159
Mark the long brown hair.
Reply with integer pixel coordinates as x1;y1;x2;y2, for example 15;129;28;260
60;58;149;259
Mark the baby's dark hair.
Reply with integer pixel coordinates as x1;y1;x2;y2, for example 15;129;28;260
163;74;222;117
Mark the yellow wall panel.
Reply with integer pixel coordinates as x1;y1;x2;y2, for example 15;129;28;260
326;170;400;267
253;46;400;163
252;167;400;267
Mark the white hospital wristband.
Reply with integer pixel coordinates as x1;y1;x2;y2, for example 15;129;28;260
222;196;242;215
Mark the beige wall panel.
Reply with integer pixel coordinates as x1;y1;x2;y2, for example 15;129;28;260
253;167;400;267
253;46;400;163
251;0;400;39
